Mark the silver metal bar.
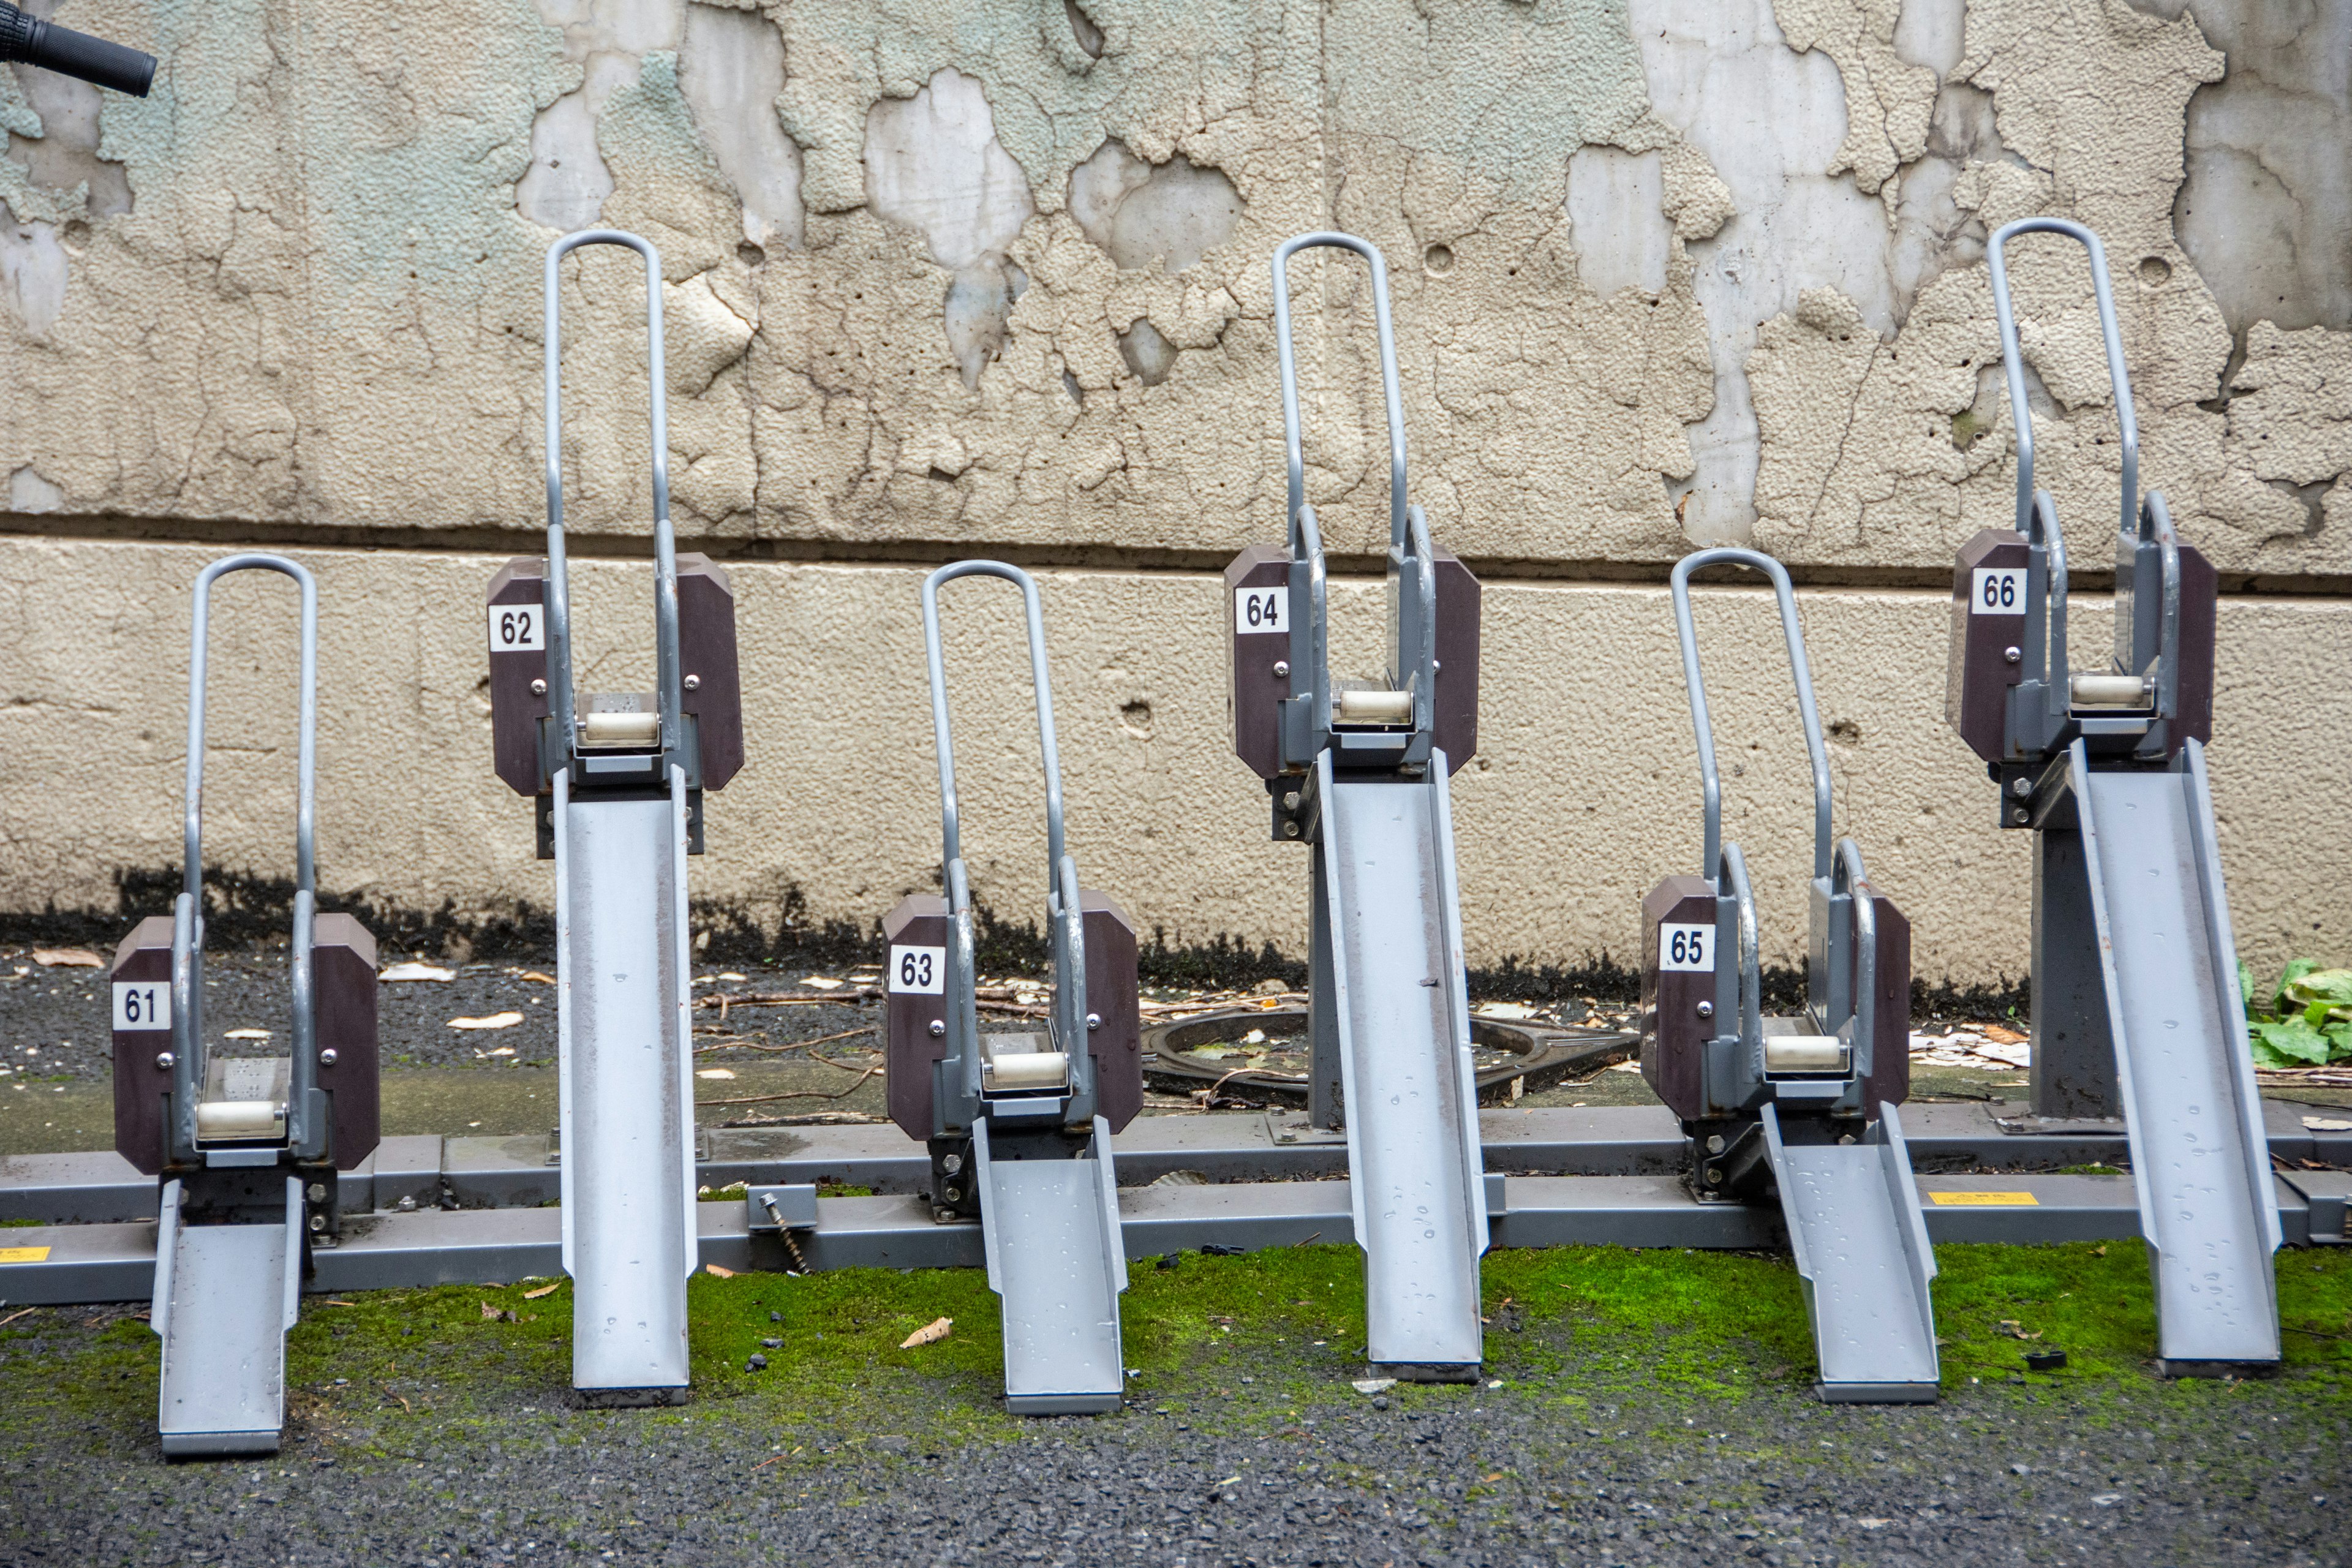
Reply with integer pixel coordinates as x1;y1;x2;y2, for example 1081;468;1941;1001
2026;491;2071;736
1722;842;1764;1074
541;230;680;769
920;560;1089;1072
2146;492;2183;721
173;554;320;1161
1836;838;1877;1080
1271;232;1408;556
1668;548;1833;883
1405;505;1438;732
1988;217;2138;542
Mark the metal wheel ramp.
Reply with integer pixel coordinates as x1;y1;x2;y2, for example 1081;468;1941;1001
153;1177;303;1457
555;772;696;1400
1320;753;1487;1378
1762;1104;1940;1403
2073;740;2281;1371
974;1118;1128;1414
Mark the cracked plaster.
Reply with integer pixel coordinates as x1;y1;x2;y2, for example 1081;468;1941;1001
0;0;2346;970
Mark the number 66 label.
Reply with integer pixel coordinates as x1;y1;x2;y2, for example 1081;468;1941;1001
1657;923;1715;973
889;944;945;995
1970;567;2026;616
112;981;170;1030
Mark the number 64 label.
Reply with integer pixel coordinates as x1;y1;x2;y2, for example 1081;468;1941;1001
1235;586;1287;634
1657;923;1715;973
113;981;169;1030
889;944;945;995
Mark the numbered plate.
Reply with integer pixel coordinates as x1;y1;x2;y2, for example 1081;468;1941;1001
888;944;946;995
111;979;170;1031
488;601;546;652
1234;585;1288;635
1657;922;1716;973
1970;567;2027;617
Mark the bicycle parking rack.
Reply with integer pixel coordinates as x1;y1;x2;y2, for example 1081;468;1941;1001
1224;232;1487;1382
107;553;380;1457
1945;218;2278;1376
880;562;1142;1415
484;229;745;1406
1642;548;1939;1403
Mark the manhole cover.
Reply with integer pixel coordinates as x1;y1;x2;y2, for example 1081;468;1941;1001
1140;1005;1635;1107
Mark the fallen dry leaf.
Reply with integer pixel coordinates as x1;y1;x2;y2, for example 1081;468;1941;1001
449;1012;525;1031
522;1283;560;1300
900;1316;953;1349
480;1301;513;1322
31;948;102;968
695;1068;738;1080
704;1264;737;1278
518;970;556;984
1981;1023;2027;1045
380;962;457;983
222;1028;271;1040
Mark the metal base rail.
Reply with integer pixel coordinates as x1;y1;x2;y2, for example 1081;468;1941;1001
5;1100;2342;1226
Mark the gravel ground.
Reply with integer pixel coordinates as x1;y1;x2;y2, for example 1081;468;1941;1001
0;1278;2343;1568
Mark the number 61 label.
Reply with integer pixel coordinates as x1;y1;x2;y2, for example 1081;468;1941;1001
889;944;945;995
113;981;170;1031
1657;923;1715;973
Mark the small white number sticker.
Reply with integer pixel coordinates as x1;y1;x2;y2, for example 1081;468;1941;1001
112;981;169;1031
889;944;946;995
1657;923;1715;973
1235;586;1289;635
488;601;546;652
1970;567;2026;616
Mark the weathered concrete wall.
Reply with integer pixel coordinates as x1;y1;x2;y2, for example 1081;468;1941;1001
1;0;2346;981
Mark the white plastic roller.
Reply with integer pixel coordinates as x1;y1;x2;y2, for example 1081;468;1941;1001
2070;673;2154;710
1334;689;1413;726
1763;1036;1850;1074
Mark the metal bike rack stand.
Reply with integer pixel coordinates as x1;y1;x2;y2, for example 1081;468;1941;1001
1945;218;2277;1376
880;562;1142;1415
1223;232;1486;1382
1642;549;1939;1403
483;230;745;1406
106;554;380;1457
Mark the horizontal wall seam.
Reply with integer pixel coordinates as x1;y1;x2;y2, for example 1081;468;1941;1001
6;513;2351;600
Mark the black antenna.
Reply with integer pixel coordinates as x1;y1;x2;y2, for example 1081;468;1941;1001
0;2;156;95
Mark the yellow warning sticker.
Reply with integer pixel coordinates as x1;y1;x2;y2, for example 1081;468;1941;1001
0;1245;52;1263
1929;1191;2039;1207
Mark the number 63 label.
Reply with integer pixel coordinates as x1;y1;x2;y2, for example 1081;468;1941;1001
112;981;170;1030
889;944;945;995
1657;923;1715;973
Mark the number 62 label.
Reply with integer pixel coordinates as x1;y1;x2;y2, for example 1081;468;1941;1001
889;944;945;995
488;601;546;652
1657;923;1715;973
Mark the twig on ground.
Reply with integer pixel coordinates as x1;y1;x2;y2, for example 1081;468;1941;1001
699;1063;881;1108
693;1026;873;1057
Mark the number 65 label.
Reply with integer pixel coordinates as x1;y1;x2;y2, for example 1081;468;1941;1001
113;981;170;1031
889;944;945;995
1970;567;2026;616
1657;923;1715;973
488;601;546;652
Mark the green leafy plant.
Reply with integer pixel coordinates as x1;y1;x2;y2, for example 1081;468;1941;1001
2242;956;2352;1067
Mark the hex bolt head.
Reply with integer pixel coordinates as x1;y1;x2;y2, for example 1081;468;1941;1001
319;1047;338;1066
530;677;548;696
1839;1134;1857;1146
2003;646;2022;665
2010;776;2031;798
1705;1134;1725;1154
1695;1000;1714;1019
1087;1012;1101;1030
307;1182;328;1203
928;1020;945;1038
942;1152;963;1175
684;673;701;691
1272;660;1290;678
1283;791;1300;810
155;1052;174;1070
